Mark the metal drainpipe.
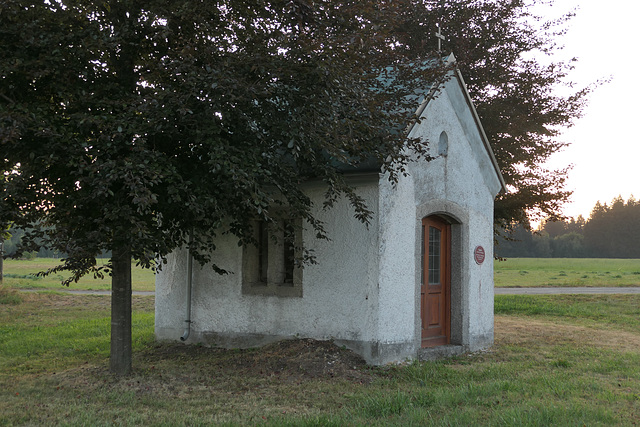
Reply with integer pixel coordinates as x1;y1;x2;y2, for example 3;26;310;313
180;231;193;341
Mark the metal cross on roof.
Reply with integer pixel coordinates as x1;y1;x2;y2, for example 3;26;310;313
435;24;445;52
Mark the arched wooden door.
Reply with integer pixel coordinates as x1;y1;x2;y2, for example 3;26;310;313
421;216;451;347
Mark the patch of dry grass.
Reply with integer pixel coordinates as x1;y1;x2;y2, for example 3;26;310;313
496;315;640;353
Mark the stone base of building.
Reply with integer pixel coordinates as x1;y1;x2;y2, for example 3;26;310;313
156;327;492;366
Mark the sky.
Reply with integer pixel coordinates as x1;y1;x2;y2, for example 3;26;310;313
536;0;640;220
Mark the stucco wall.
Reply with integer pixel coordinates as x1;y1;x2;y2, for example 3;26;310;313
156;180;389;360
376;173;416;343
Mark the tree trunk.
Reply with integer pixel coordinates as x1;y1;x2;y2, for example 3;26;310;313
110;245;132;375
0;241;4;283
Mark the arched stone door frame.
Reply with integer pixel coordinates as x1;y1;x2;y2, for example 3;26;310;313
415;201;469;350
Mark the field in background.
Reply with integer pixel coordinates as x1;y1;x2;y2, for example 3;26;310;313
494;258;640;288
1;290;638;425
4;257;640;292
1;258;156;292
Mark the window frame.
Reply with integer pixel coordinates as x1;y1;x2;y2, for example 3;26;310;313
241;217;303;297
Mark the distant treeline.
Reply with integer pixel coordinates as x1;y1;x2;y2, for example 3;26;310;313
496;196;640;259
2;228;110;259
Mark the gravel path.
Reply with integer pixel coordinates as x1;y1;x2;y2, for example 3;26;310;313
495;287;640;295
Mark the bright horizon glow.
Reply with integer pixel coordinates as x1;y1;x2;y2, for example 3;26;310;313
539;0;640;220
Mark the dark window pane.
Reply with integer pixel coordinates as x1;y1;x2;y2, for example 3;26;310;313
428;226;441;284
258;221;269;283
283;221;295;284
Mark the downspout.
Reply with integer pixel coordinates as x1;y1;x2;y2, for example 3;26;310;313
180;230;193;341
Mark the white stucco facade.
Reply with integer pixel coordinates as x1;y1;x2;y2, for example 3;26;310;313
155;62;504;364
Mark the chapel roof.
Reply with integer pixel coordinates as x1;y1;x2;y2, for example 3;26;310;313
340;54;506;192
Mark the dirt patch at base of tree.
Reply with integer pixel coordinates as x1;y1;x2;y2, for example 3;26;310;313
147;338;372;383
55;338;373;400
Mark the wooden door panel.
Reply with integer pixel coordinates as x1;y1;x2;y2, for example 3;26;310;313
426;294;441;326
421;216;451;348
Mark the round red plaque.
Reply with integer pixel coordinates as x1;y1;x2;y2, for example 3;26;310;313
474;246;485;265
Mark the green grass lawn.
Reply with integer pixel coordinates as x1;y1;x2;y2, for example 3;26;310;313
494;258;640;287
1;288;639;425
2;258;156;292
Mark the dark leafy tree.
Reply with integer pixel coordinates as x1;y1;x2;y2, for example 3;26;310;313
1;0;450;374
397;0;595;230
2;0;598;374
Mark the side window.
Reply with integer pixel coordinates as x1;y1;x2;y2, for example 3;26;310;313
438;131;449;157
242;218;303;297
